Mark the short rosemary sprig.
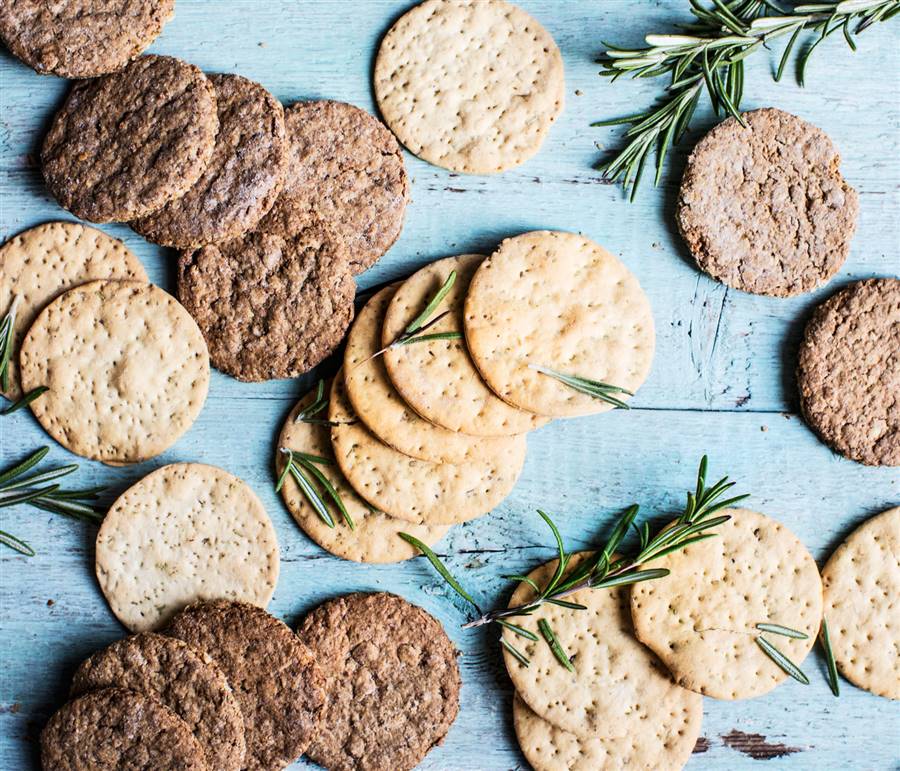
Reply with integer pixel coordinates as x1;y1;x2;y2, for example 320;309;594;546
402;456;746;668
820;617;840;696
276;447;354;530
596;0;899;197
0;447;107;557
530;364;633;409
1;295;49;414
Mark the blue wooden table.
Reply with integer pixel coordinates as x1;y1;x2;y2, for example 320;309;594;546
2;2;898;769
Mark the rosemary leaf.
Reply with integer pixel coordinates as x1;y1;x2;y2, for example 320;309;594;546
289;464;335;528
1;385;49;415
496;619;539;641
397;331;463;346
0;447;49;487
756;636;810;684
820;618;840;696
501;637;531;667
537;509;568;593
295;380;327;423
0;295;21;393
399;532;482;614
275;449;293;492
295;456;354;530
602;504;640;562
591;568;670;589
530;365;633;408
538;619;575;672
404;271;456;335
504;574;543;594
756;622;809;639
0;529;34;557
544;598;588;610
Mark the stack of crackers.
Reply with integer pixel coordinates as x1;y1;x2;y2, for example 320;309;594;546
42;592;461;771
277;230;655;561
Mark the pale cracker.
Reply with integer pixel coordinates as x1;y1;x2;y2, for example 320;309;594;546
630;508;823;700
464;231;655;417
821;507;900;699
374;0;565;173
329;371;526;524
344;285;522;463
502;553;702;746
19;280;208;462
95;463;279;632
383;254;548;436
0;222;146;401
277;383;450;563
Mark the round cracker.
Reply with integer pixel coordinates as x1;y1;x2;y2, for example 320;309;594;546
133;73;287;248
330;371;526;524
0;0;175;78
19;280;209;462
41;688;206;771
502;553;702;747
345;285;520;463
630;508;823;700
167;600;326;771
0;221;147;401
71;633;245;771
464;231;655;417
821;507;900;699
383;254;548;436
280;100;408;274
277;383;450;563
95;463;279;632
797;278;900;466
374;0;565;173
177;206;355;382
678;108;858;297
299;592;460;771
41;55;218;223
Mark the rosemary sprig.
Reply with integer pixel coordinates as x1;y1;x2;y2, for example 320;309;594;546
596;0;899;197
402;456;746;668
756;622;809;639
756;635;810;684
276;447;354;530
0;447;107;557
1;295;49;414
291;380;355;427
820;617;840;696
530;364;633;409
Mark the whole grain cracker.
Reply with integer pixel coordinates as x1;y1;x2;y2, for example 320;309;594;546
19;280;209;462
71;633;246;771
0;221;146;401
383;254;548;435
630;508;823;700
797;278;900;466
41;688;206;771
299;592;461;771
374;0;565;173
133;73;287;248
95;463;279;632
41;55;218;222
0;0;175;78
821;507;900;699
677;108;858;297
330;371;526;524
345;285;521;463
464;231;655;417
277;384;449;563
502;553;702;747
167;600;326;771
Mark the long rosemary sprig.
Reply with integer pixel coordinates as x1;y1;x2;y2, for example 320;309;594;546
1;295;49;413
276;447;354;530
596;0;899;197
402;456;746;667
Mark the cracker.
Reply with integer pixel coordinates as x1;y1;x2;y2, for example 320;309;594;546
797;278;900;466
630;508;823;700
821;507;900;699
133;73;287;248
95;463;279;632
383;254;548;435
0;0;175;78
167;600;326;771
71;633;245;771
374;0;565;173
330;371;526;524
677;108;858;297
0;222;147;401
299;592;460;771
502;553;702;747
19;280;209;462
345;285;521;463
277;383;450;563
41;688;206;771
464;231;655;417
41;55;218;222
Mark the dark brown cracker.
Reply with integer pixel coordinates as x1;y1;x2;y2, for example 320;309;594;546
133;73;287;248
797;278;900;466
41;688;206;771
299;592;461;771
280;100;408;274
0;0;174;78
677;108;858;297
177;206;355;381
166;600;326;771
41;55;218;223
70;633;245;771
